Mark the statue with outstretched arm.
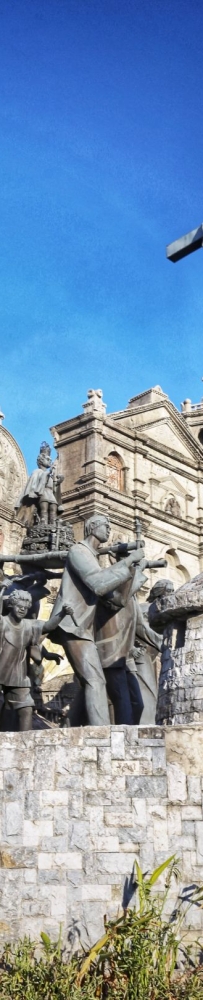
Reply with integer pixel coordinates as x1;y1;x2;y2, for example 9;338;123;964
0;586;75;732
50;513;144;727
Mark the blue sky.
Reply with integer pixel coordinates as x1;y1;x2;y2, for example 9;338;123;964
1;0;203;470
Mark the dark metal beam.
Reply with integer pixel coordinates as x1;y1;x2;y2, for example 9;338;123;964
166;224;203;263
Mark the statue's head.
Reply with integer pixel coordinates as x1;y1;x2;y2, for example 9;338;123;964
8;589;32;621
84;513;111;543
37;441;51;470
149;578;174;602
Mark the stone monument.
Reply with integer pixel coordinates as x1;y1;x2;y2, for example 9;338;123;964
151;574;203;724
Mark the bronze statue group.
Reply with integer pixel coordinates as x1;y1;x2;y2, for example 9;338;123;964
0;443;173;731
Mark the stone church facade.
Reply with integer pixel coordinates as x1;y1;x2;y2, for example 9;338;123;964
0;406;27;557
51;385;203;593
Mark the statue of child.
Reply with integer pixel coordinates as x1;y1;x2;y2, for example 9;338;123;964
0;587;75;731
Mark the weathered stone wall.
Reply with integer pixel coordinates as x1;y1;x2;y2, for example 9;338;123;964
156;614;203;724
0;725;203;950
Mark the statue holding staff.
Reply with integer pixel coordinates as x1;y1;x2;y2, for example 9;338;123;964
15;441;63;527
50;513;144;727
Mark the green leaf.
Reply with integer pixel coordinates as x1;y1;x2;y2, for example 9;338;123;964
134;860;144;885
40;931;51;952
147;855;175;887
76;931;109;984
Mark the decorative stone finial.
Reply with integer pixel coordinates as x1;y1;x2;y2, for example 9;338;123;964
0;407;5;425
82;389;107;416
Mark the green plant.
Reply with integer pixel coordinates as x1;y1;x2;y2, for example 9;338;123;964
77;856;203;998
0;858;202;999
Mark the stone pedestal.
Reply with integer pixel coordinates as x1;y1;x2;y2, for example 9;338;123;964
0;725;203;949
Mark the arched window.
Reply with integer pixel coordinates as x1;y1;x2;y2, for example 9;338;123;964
106;452;124;491
165;495;181;518
165;548;189;588
198;429;203;447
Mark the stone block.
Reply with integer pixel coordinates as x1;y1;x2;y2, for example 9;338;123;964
167;807;182;838
147;802;167;821
24;870;37;883
54;852;82;869
104;809;134;827
23;820;39;847
33;746;55;789
4;802;23;837
182;851;198;879
96;835;119;851
97;749;112;773
182;805;202;820
126;776;167;798
83;764;98;790
91;852;136;876
38;820;53;839
82;746;97;762
38;853;53;869
111;731;125;759
150;819;169;853
3;770;25;801
39;869;64;884
69;729;84;748
139;842;154;870
24;792;42;821
40;790;69;806
111;759;140;775
53;808;68;837
0;846;37;868
167;764;187;803
166;728;203;775
132;799;147;827
40;835;68;853
68;821;90;852
187;776;202;803
81;884;111;901
69;792;83;818
152;747;166;773
195;821;203;863
97;774;126;798
182;821;195;836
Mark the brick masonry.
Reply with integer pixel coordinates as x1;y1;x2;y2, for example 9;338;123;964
0;725;203;949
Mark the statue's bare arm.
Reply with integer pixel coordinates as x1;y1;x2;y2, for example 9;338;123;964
40;604;77;635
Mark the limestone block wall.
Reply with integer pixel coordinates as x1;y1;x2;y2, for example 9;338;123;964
0;726;203;950
157;614;203;724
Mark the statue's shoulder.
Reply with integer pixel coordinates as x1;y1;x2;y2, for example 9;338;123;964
68;540;98;569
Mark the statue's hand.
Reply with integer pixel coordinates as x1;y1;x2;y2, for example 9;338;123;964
130;644;141;661
61;604;77;625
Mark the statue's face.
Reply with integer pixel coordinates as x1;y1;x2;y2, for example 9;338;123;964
37;454;50;469
93;517;111;542
11;599;31;621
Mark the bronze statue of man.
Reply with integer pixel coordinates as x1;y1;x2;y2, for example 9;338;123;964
15;441;63;527
50;513;143;726
0;587;74;731
128;579;174;723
